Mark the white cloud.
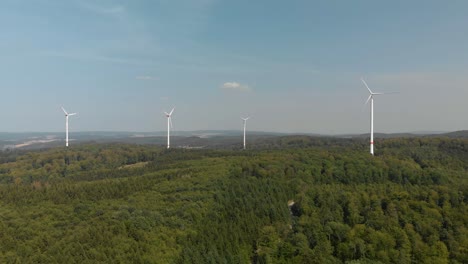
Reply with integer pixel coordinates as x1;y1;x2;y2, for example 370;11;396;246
136;76;159;80
221;82;250;91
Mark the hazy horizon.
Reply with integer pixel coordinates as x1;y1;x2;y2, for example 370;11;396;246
2;1;468;134
0;129;455;136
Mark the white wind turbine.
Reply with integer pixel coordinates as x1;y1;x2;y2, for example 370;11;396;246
361;78;396;156
61;106;77;147
241;117;250;150
164;108;175;149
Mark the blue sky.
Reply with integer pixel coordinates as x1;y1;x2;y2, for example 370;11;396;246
1;0;468;133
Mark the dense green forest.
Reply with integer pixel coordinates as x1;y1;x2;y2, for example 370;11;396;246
0;137;467;263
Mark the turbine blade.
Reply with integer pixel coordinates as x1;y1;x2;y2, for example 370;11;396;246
169;108;175;115
61;107;68;115
372;91;399;96
164;112;169;116
365;95;372;105
68;113;77;116
361;78;373;94
169;117;173;129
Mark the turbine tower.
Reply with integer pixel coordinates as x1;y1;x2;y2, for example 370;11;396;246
61;107;77;147
164;108;174;149
241;117;250;150
361;78;395;156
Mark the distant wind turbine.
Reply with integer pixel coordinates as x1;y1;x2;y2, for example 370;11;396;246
164;108;175;149
361;78;396;155
241;117;250;150
61;106;77;147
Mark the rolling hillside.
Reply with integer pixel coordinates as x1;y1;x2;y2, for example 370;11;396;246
0;137;466;263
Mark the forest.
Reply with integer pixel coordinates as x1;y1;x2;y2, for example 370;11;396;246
0;137;466;263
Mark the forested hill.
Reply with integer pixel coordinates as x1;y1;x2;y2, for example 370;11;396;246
0;138;467;263
2;130;468;151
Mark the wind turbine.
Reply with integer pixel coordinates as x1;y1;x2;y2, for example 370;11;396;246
164;108;175;149
61;107;77;147
241;117;250;150
361;78;396;156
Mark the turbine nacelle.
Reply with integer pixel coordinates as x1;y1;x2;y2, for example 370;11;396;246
362;78;397;102
361;78;392;105
61;106;77;117
164;108;175;128
164;108;175;116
